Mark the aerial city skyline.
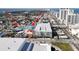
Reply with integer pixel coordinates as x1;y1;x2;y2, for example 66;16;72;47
0;8;79;51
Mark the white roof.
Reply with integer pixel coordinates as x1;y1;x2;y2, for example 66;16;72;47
33;44;51;51
71;29;79;35
0;38;26;51
70;23;79;29
34;23;52;32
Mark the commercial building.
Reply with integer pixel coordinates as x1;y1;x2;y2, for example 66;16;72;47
59;8;74;26
54;12;59;18
0;38;51;51
34;23;52;38
67;14;76;25
67;13;79;26
75;14;79;24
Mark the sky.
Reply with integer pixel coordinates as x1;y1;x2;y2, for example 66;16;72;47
0;8;79;14
74;8;79;13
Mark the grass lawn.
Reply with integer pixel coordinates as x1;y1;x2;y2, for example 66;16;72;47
52;43;73;51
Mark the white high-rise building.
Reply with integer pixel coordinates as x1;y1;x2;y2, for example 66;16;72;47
59;8;74;26
75;14;79;24
68;14;76;25
68;13;79;25
53;12;59;18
